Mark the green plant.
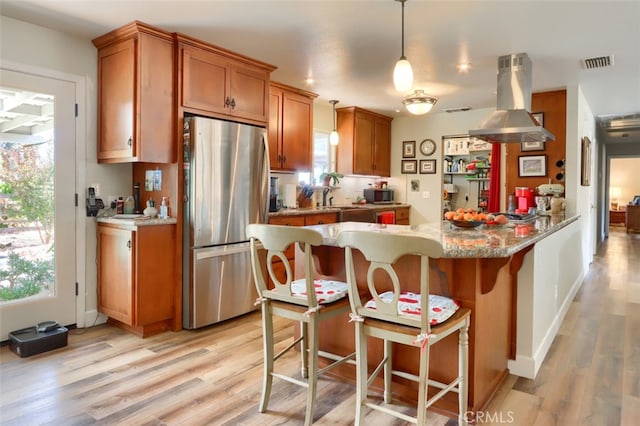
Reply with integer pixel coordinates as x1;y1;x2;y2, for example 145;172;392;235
319;171;343;186
0;251;54;301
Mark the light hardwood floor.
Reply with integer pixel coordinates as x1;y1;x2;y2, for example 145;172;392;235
1;228;638;425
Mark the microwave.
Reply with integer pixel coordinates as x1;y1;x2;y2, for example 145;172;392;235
364;188;394;204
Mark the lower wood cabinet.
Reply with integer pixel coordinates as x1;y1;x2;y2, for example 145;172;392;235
395;206;410;225
97;222;177;337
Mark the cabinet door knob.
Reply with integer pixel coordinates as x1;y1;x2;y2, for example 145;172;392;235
225;97;231;107
230;98;236;109
126;240;131;249
127;137;132;147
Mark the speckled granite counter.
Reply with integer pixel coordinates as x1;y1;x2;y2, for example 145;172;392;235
96;216;177;228
305;212;579;258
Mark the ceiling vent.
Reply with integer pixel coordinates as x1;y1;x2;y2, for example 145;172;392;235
582;55;615;69
444;107;471;113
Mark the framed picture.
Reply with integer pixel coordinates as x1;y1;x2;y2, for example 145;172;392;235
521;140;545;152
532;112;544;127
581;136;591;186
518;155;547;177
419;159;436;174
401;159;417;174
402;140;416;158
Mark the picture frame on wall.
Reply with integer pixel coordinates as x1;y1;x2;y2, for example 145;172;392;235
401;159;417;174
581;136;591;186
521;140;545;152
532;112;544;127
402;140;416;158
419;159;436;174
518;155;547;177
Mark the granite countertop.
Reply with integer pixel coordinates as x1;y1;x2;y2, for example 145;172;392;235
304;212;580;258
269;203;410;217
96;215;178;227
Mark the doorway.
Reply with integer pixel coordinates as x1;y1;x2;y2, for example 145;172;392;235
0;68;77;339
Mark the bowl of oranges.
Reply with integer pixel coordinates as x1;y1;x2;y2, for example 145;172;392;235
444;209;509;228
444;208;489;228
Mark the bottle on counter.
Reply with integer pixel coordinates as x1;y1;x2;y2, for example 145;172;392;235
159;197;169;219
116;196;124;214
123;195;135;214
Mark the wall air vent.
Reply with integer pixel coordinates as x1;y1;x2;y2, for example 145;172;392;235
582;55;614;69
444;107;471;113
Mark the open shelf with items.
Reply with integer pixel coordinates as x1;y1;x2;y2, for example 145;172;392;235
442;134;492;213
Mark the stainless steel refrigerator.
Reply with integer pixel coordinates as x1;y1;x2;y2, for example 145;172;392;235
182;115;269;329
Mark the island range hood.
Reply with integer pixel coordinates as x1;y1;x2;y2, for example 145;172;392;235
469;53;555;143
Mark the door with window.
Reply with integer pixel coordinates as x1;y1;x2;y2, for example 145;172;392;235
0;68;76;339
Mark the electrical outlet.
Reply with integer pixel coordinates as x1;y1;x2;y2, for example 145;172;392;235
91;183;100;196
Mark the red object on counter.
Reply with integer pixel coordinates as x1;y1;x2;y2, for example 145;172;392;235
515;187;535;213
377;211;396;224
515;224;531;237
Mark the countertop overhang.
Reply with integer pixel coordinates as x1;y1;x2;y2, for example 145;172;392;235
305;212;579;258
269;203;409;217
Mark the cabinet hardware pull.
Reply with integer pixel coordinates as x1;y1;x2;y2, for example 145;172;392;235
283;156;286;164
127;240;131;249
230;98;236;109
127;137;132;147
225;97;231;107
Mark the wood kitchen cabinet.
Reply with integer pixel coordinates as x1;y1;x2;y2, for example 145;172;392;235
336;107;393;176
92;22;175;163
394;206;410;225
269;82;317;171
97;222;177;337
178;35;276;125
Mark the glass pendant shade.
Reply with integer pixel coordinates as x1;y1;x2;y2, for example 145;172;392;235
393;58;413;92
329;99;339;146
403;90;438;115
329;130;339;146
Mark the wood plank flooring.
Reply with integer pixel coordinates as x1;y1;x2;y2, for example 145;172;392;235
1;227;638;425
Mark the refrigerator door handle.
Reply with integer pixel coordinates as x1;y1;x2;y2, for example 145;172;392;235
261;134;270;224
194;242;252;260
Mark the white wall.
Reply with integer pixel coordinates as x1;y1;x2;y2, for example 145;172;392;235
610;158;640;204
391;109;494;224
1;16;131;325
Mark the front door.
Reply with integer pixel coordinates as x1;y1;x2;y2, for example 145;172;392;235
0;68;76;340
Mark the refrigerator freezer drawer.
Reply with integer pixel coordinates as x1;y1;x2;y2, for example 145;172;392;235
184;243;257;329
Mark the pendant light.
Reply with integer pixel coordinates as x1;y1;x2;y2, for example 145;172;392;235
403;90;438;115
329;100;339;146
393;0;413;92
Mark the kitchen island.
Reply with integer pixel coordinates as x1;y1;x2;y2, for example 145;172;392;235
298;213;581;418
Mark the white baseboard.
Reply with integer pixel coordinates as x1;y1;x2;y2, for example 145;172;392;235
82;310;108;328
508;271;585;379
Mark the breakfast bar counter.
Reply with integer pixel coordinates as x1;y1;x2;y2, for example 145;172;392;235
299;213;580;418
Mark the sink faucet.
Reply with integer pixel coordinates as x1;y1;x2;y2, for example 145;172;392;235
322;188;331;207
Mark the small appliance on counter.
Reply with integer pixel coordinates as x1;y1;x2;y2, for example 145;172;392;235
269;176;281;212
364;188;394;204
514;187;535;214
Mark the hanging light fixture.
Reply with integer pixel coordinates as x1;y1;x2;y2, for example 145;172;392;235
403;90;438;115
329;100;339;146
393;0;413;92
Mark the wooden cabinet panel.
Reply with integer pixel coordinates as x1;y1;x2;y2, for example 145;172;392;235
97;226;134;325
93;23;175;163
304;213;338;226
395;206;410;225
268;215;305;226
269;82;317;171
97;222;176;337
337;107;393;177
181;45;229;115
179;37;275;124
627;205;640;233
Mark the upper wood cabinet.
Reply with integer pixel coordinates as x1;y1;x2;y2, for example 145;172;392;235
93;22;175;163
268;82;317;171
178;35;276;125
336;107;393;176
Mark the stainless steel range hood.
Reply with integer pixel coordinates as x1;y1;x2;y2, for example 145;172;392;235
469;53;555;143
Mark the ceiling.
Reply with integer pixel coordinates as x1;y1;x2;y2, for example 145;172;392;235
2;0;639;144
